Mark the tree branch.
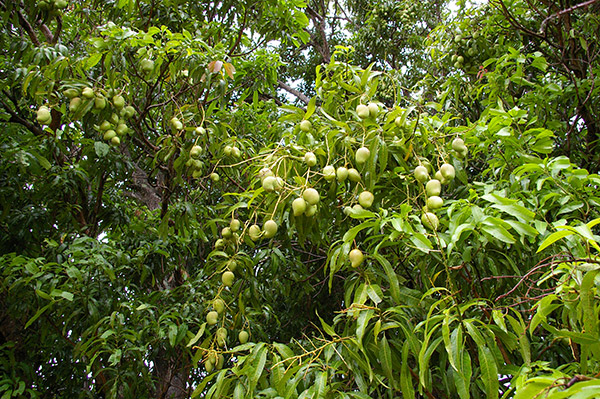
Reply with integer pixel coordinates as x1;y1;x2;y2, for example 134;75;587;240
16;9;41;46
0;91;45;136
539;0;600;34
277;80;310;105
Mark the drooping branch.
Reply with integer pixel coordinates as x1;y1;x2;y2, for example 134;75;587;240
0;91;44;136
277;80;310;105
305;3;331;64
16;9;41;46
539;0;600;34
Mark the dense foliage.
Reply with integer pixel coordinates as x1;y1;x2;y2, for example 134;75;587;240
1;0;599;398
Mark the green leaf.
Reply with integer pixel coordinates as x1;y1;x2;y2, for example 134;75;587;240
249;343;268;391
86;53;103;69
356;309;374;345
371;253;401;304
314;370;328;397
481;218;515;244
25;303;53;329
95;141;110;158
378;335;394;387
304;96;317;119
317;312;337;337
478;346;499;399
537;230;575;253
400;340;415;399
187;323;206;347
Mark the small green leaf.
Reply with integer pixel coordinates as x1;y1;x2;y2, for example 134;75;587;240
537;230;574;253
187;323;206;347
95;141;110;158
304;96;317;119
379;336;394;387
478;346;499;399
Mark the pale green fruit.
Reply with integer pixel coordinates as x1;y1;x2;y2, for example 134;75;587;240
367;102;379;118
304;151;317;167
263;220;278;238
230;219;241;232
206;311;219;325
216;354;225;369
274;177;284;191
110;136;120;146
103;130;117;141
195;126;206;135
192;160;203;170
414;165;429;183
190;145;203;158
224;145;233;156
394;116;403;127
170;117;183;130
456;147;468;159
214;238;225;249
343;206;352;216
356;104;370;119
123;105;136;118
348;168;361;182
222;271;235;287
228;259;237;272
54;0;68;9
238;330;249;344
434;170;447;184
426;196;444;210
208;352;218;365
69;97;82;112
213;299;225;314
248;225;261;241
355;147;370;164
99;120;112;131
36;106;51;124
440;163;455;181
421;212;439;231
221;227;233;239
304;204;317;217
63;88;79;99
352;204;364;212
262;176;277;192
292;197;307;216
349;248;364;268
82;87;95;99
140;58;154;74
452;137;466;152
231;146;241;158
358;191;374;208
425;179;442;196
299;120;312;132
112;95;125;109
116;123;128;135
205;360;214;373
303;188;320;205
323;165;336;181
258;167;273;181
216;327;227;347
336;167;349;182
210;173;220;182
94;96;106;109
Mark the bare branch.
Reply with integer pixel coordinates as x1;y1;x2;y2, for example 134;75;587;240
16;9;41;46
539;0;600;34
277;80;310;105
0;91;45;136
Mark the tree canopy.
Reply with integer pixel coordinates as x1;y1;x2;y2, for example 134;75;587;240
1;0;600;398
